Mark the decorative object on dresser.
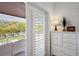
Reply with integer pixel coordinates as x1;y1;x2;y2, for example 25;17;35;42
67;26;75;32
62;17;66;31
54;20;58;31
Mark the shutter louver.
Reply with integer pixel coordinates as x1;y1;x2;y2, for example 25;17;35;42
33;11;46;56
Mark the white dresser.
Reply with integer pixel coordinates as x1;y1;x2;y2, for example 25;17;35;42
77;33;79;56
51;31;78;56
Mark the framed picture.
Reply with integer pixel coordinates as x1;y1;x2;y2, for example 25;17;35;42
67;26;75;32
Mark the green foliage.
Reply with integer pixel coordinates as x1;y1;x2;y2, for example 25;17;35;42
0;20;25;44
17;22;25;32
35;24;43;32
0;20;25;36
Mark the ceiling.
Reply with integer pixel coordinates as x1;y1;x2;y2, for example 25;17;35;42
35;2;53;12
35;2;55;19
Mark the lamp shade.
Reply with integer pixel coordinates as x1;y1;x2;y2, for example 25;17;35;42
54;20;58;25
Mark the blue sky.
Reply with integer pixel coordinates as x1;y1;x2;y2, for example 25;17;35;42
0;13;25;22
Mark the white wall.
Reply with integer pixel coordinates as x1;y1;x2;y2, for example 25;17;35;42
35;2;54;18
53;2;79;32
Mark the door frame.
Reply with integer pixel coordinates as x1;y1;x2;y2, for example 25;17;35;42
26;2;50;56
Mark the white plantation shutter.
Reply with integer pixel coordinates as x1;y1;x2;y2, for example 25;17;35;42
33;11;46;56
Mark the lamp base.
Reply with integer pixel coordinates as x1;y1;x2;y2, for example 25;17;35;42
55;25;57;31
63;28;66;31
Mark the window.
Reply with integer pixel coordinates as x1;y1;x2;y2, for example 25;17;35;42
0;13;25;45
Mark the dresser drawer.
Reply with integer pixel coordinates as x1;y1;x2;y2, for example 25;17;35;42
77;41;79;46
63;38;76;44
77;44;79;50
52;39;58;45
77;44;79;56
52;39;62;46
58;41;62;46
63;43;76;50
77;36;79;43
52;36;62;41
63;48;76;56
52;32;62;37
63;33;76;39
53;50;65;56
52;46;64;56
52;46;63;51
77;51;79;56
52;36;58;39
52;32;58;37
